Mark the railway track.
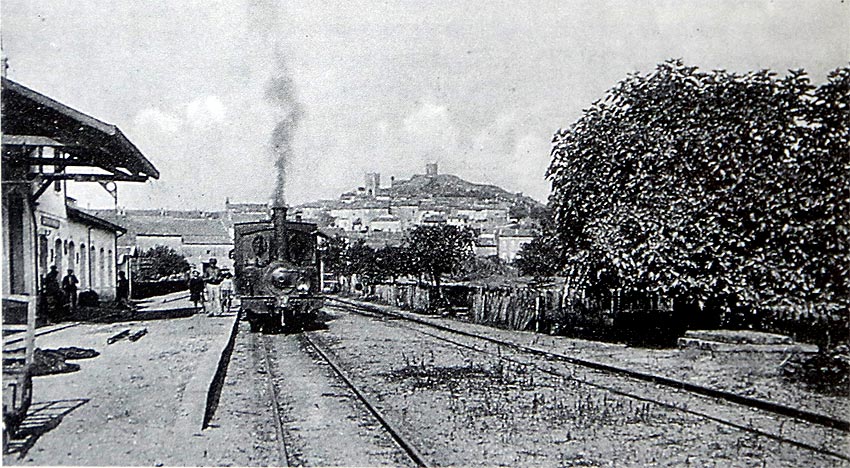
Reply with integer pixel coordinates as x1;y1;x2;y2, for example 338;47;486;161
256;334;291;466
300;332;429;467
325;296;849;463
257;331;428;467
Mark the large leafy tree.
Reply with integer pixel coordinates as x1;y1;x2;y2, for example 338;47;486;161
406;225;475;290
138;245;190;281
321;236;348;272
374;245;415;283
515;234;561;279
547;60;849;314
341;239;377;278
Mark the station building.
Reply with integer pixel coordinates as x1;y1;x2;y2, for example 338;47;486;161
2;77;158;322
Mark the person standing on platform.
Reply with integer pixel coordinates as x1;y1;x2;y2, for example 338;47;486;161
43;265;61;322
188;269;205;313
203;258;223;316
61;268;79;313
116;271;130;306
219;270;234;313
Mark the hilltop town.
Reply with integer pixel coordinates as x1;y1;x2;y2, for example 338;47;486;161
86;163;547;277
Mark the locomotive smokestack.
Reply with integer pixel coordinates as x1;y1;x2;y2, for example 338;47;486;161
272;205;288;261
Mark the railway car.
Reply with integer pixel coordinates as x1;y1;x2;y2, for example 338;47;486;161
233;206;324;332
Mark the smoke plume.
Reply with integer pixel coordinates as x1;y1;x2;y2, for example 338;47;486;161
266;58;304;206
248;0;303;207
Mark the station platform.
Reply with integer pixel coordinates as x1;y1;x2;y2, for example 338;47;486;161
3;293;239;466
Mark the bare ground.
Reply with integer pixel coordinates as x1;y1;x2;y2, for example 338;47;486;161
312;307;848;467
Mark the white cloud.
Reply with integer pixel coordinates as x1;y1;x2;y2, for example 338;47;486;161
402;100;459;157
133;107;182;134
186;95;226;129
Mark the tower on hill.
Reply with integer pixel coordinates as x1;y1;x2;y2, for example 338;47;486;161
425;163;438;177
365;172;380;197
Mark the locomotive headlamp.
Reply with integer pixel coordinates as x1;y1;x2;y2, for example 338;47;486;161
296;277;311;293
270;267;296;288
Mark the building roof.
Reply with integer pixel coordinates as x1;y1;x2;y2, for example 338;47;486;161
1;77;159;180
476;236;498;247
422;214;447;223
68;207;126;234
499;227;536;238
182;234;232;245
90;210;231;246
1;135;65;147
372;214;400;222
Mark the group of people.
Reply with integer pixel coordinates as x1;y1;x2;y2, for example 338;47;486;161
41;265;78;321
41;258;232;320
41;266;131;321
188;257;234;316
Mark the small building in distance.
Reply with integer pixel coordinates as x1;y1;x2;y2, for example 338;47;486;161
370;214;402;233
496;226;536;263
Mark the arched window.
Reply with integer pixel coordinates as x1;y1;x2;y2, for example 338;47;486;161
79;243;87;289
99;248;105;289
54;238;63;273
90;246;97;289
107;249;113;287
68;241;76;270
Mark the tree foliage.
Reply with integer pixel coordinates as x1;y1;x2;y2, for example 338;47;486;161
457;255;517;282
407;225;475;288
515;234;561;279
323;226;474;291
547;60;849;312
139;245;190;281
374;245;416;282
321;236;349;274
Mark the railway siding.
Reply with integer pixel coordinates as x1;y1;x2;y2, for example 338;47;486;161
309;306;848;466
329;296;847;421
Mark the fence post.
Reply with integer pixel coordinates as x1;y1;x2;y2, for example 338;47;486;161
535;294;540;333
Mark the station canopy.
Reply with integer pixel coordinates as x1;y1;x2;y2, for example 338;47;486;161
1;77;159;183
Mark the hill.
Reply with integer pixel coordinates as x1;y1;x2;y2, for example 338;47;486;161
388;173;546;214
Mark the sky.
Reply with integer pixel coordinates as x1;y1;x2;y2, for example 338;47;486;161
2;0;848;210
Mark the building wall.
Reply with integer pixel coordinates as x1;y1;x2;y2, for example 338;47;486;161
365;172;380;197
136;235;233;272
390;204;418;229
498;235;534;263
35;211;120;300
9;176;121;300
329;207;390;231
181;243;233;272
474;245;498;257
370;219;402;232
2;179;37;299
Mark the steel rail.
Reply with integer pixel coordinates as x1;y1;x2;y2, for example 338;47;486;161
327;297;850;462
300;332;430;468
257;334;291;466
327;296;849;432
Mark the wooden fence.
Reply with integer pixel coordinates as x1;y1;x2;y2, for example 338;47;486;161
332;274;846;347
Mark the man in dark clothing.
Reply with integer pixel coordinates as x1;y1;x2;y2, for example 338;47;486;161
62;269;79;312
116;271;130;305
43;265;61;321
188;269;205;313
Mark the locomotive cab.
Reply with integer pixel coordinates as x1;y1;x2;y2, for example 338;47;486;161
233;206;324;332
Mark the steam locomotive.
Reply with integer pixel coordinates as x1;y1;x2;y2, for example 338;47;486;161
233;206;324;332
